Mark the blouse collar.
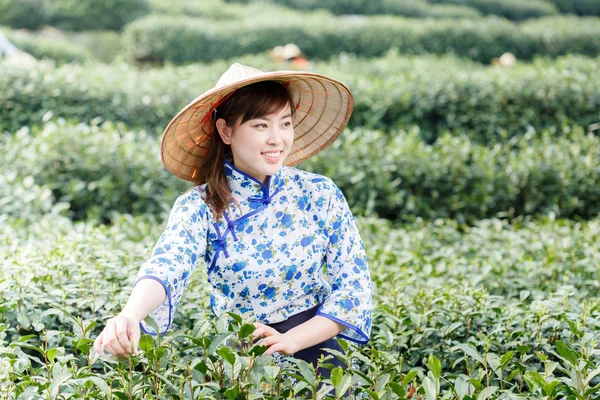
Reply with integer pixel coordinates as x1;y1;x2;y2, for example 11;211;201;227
223;156;286;204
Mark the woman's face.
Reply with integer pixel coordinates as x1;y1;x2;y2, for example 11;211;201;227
217;104;294;187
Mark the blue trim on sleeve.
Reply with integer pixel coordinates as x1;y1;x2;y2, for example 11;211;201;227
134;275;172;336
315;311;369;344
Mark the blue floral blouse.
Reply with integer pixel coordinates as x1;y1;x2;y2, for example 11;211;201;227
135;157;373;344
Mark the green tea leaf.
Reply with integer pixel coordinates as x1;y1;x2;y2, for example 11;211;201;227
456;343;484;364
556;340;579;367
139;334;154;353
500;351;514;367
217;347;236;365
331;366;343;387
295;359;316;385
428;354;442;379
403;370;418;387
238;323;255;339
477;386;498;400
224;385;239;400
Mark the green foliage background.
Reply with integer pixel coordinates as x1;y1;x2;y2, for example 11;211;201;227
1;0;600;398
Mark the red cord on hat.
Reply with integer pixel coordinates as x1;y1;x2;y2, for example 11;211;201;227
200;88;239;131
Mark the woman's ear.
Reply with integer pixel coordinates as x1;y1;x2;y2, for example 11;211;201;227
215;118;232;145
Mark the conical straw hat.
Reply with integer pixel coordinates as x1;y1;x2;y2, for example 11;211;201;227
161;63;354;183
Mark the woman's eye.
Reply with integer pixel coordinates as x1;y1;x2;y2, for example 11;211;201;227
255;123;267;128
284;121;292;127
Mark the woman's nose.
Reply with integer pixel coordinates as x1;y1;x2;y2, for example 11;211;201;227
267;127;284;143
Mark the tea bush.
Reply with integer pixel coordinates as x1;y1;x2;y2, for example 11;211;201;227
1;122;189;225
46;0;151;31
2;52;599;141
544;0;600;16
3;30;94;65
0;0;151;31
224;0;482;18
1;211;599;397
304;125;600;223
233;0;555;20
2;120;599;225
427;0;559;20
149;0;295;20
121;13;600;64
0;0;47;30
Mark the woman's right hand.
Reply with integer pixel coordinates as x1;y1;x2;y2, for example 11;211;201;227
93;314;141;358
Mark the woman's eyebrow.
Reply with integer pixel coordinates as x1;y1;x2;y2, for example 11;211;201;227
255;112;292;121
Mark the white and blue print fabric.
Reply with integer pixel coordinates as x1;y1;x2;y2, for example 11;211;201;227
135;157;373;344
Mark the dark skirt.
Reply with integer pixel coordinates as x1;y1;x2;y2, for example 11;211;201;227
266;304;347;377
265;305;351;398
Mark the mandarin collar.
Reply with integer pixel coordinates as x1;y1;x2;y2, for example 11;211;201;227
224;158;286;202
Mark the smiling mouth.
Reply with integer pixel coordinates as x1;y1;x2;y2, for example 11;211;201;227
262;151;283;159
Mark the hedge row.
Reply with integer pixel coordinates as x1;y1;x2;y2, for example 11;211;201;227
1;121;188;224
223;0;482;18
122;14;600;65
536;0;600;16
229;0;557;20
148;0;295;20
0;0;150;31
2;120;598;225
3;29;123;64
2;205;600;397
4;30;94;64
431;0;600;17
2;52;599;143
305;125;600;223
427;0;559;20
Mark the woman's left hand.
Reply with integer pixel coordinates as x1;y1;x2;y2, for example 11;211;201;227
252;322;299;356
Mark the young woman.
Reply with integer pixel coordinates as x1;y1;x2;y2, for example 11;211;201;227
93;63;373;377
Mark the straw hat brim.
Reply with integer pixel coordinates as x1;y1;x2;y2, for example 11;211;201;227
160;70;354;183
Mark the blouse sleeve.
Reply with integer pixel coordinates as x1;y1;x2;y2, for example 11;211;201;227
316;181;373;344
134;190;208;335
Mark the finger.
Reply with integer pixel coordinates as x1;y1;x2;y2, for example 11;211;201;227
260;326;280;337
252;327;266;338
260;336;279;347
94;333;105;356
265;342;285;355
131;324;140;355
105;324;127;356
102;342;118;357
115;319;132;354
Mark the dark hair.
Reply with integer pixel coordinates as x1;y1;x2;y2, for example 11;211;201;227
187;80;296;222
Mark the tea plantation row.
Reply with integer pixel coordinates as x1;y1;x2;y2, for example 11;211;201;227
2;120;599;226
122;14;600;65
225;0;600;18
2;52;599;142
1;210;599;398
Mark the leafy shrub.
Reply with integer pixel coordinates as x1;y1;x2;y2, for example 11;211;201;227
0;0;151;31
47;0;152;31
545;0;600;15
224;0;483;18
148;0;250;20
64;31;123;64
520;16;600;57
1;208;600;397
427;0;559;20
5;30;94;64
1;121;189;224
2;53;598;143
0;0;47;29
303;125;600;223
121;13;600;65
2;120;599;225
